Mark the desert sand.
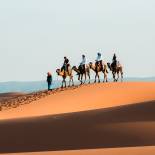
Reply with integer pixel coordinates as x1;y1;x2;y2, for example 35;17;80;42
0;82;155;120
0;92;25;102
1;147;155;155
0;82;155;154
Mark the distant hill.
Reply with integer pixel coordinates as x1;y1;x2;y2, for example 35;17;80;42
0;77;154;93
124;77;155;82
0;81;61;93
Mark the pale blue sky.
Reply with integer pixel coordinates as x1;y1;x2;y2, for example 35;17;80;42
0;0;155;81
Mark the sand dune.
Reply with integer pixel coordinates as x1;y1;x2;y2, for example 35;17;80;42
1;147;155;155
0;99;155;153
0;82;155;154
0;82;155;120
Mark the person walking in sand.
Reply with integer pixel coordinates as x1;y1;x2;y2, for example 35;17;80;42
47;72;52;90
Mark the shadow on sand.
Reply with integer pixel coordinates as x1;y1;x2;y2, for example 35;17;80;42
0;100;155;153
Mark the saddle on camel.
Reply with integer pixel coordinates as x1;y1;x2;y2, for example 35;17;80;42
95;52;103;71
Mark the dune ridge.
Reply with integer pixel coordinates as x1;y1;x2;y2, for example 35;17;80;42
0;92;25;102
0;86;79;111
0;82;155;120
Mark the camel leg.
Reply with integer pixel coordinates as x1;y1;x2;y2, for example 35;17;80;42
79;74;81;84
121;72;123;82
114;73;116;82
113;72;116;82
80;74;83;84
116;75;118;82
115;73;118;82
72;77;74;86
79;74;82;83
70;78;72;86
98;73;100;83
69;76;73;87
61;78;65;88
105;69;108;82
64;78;67;88
78;74;80;81
81;74;84;84
84;73;86;84
61;81;63;88
94;73;97;83
116;71;119;82
106;73;108;82
89;74;91;84
105;71;108;82
88;72;90;84
104;73;108;83
102;71;105;83
69;78;71;87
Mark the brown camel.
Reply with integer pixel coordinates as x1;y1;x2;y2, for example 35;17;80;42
107;62;123;82
72;65;90;84
89;62;108;83
56;66;74;88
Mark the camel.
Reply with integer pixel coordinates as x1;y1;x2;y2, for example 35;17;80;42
107;62;123;82
56;66;74;88
72;65;90;84
89;62;108;83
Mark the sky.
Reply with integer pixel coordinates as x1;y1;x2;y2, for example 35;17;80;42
0;0;155;81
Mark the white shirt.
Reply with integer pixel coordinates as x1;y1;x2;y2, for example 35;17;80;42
96;55;102;61
81;57;87;65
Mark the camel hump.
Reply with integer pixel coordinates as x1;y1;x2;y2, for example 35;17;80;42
102;61;107;66
117;61;122;68
85;64;90;69
68;65;71;70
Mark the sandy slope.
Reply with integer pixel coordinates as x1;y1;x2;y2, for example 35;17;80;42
0;100;155;153
2;147;155;155
0;82;155;120
0;82;155;154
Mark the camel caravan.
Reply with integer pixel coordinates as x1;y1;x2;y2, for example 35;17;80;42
55;53;123;88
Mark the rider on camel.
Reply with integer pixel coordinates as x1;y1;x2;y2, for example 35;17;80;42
95;52;103;70
61;56;70;72
112;53;117;68
80;54;87;71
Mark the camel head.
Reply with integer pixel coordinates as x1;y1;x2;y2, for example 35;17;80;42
72;66;80;74
56;69;61;75
107;63;112;71
72;66;77;70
